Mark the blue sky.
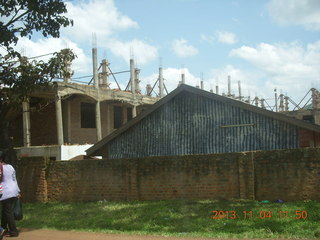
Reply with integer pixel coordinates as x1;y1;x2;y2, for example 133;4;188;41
6;0;320;105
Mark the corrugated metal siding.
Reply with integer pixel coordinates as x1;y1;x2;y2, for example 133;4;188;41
108;92;299;158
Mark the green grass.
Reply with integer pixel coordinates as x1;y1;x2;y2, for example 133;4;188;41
18;199;320;238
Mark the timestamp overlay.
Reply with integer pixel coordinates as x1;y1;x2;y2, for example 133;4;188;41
212;210;308;220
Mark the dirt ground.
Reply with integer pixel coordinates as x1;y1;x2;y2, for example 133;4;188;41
11;228;310;240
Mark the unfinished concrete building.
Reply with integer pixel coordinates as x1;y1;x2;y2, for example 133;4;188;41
9;47;319;160
282;88;320;125
212;76;320;127
10;48;159;160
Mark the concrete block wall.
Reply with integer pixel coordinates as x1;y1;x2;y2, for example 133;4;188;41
17;148;320;202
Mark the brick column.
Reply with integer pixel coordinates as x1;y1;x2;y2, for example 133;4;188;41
238;152;255;200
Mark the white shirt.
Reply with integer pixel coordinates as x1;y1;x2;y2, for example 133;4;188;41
0;164;20;201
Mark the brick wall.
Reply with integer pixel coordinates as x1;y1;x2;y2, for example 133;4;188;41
67;98;97;144
254;148;320;201
9;102;57;147
30;102;57;146
299;128;320;147
64;98;119;144
17;148;320;202
16;157;48;202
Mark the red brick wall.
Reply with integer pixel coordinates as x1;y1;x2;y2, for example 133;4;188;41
16;157;48;202
254;149;320;201
135;154;241;200
68;98;97;144
30;103;57;145
9;102;58;146
17;148;320;202
299;128;320;147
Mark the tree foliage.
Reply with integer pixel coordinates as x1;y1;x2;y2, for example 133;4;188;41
0;0;72;50
0;0;75;107
0;0;75;158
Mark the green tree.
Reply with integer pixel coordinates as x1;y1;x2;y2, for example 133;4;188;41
0;0;76;164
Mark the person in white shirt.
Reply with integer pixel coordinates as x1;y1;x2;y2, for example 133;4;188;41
0;151;20;237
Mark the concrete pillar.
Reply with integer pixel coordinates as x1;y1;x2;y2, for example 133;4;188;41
106;104;113;135
55;94;64;145
130;59;135;94
132;105;137;118
67;101;71;143
101;59;110;88
92;47;99;88
62;101;72;143
274;89;278;112
63;59;71;83
254;96;259;107
22;100;31;147
284;96;289;111
260;98;265;109
279;94;284;112
227;75;231;97
134;68;141;94
122;107;128;124
159;67;164;98
96;101;102;141
314;112;320;125
238;81;242;101
311;88;320;110
146;84;152;96
181;73;185;84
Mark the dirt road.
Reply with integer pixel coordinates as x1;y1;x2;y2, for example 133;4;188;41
11;228;308;240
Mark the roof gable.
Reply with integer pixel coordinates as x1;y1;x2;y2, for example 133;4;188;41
87;84;320;156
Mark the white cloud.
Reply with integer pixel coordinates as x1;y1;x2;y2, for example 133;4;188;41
140;63;296;105
105;39;158;65
210;65;268;100
64;0;138;41
172;39;199;58
140;62;306;106
230;41;320;79
62;0;157;66
267;0;320;31
230;41;320;100
215;31;237;44
140;65;264;100
201;34;215;43
211;65;253;92
141;67;201;95
14;37;91;74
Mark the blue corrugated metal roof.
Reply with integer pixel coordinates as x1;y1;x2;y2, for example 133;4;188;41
87;84;320;156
